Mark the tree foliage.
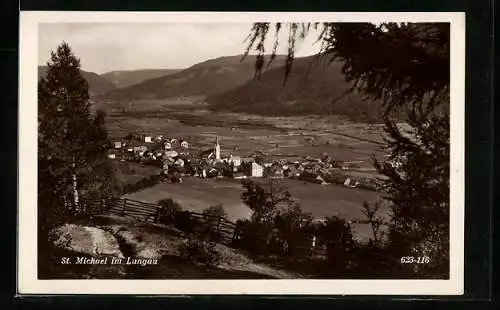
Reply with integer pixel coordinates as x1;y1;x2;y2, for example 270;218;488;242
243;22;450;277
38;42;117;233
240;178;293;223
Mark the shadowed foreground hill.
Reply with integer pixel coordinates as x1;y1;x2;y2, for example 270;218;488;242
98;55;287;101
38;66;116;96
101;69;182;89
207;56;389;123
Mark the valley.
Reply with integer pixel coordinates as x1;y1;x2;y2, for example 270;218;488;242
98;97;390;243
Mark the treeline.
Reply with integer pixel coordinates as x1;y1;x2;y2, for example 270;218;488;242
120;174;162;195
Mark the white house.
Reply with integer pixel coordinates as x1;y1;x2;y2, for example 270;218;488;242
343;178;352;187
180;140;189;149
250;162;264;177
108;153;116;159
145;136;152;143
230;155;241;167
114;141;122;149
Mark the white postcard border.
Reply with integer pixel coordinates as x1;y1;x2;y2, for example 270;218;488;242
18;11;465;295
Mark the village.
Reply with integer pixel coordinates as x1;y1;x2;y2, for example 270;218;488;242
107;132;380;190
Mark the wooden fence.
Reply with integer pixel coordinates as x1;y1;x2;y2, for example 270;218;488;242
80;198;383;256
80;197;237;245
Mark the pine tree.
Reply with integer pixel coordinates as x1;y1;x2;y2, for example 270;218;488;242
38;42;116;234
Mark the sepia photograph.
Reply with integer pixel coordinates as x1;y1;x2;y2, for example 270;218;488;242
18;11;465;295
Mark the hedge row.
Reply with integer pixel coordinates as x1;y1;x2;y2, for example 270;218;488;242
121;174;162;195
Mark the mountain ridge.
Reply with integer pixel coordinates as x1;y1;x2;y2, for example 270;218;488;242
38;66;116;96
98;55;288;100
101;69;182;89
206;55;389;123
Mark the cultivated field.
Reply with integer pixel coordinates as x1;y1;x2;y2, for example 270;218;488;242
98;98;389;169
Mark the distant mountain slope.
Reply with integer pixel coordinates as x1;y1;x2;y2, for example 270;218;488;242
101;69;182;88
99;55;287;100
206;56;389;123
38;66;116;96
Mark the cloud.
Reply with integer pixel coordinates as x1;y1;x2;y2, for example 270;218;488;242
39;23;323;74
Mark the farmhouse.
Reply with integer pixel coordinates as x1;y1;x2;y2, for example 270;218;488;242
343;178;352;187
230;155;241;167
180;140;189;149
250;162;263;177
145;136;152;143
114;141;122;149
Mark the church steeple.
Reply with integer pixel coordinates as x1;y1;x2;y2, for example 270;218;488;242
214;135;221;160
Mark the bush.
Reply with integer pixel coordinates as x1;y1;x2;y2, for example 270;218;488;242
203;204;227;220
273;204;314;257
157;198;183;225
322;171;346;185
121;173;162;195
175;211;202;234
178;237;221;267
232;219;275;255
200;205;228;242
317;216;357;264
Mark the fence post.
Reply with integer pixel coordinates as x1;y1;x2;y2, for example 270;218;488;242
216;216;222;241
155;205;161;224
122;198;127;217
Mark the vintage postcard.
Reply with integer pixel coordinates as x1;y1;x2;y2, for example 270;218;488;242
18;11;465;295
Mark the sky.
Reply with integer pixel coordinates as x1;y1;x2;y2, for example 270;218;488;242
38;23;324;74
